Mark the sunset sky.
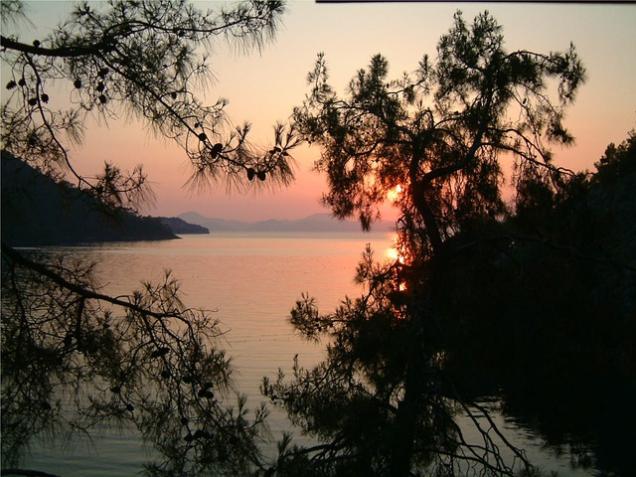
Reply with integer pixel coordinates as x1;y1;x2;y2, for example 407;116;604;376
8;1;636;221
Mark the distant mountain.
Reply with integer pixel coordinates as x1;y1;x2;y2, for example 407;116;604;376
178;211;393;233
179;212;250;232
159;217;209;234
1;151;177;246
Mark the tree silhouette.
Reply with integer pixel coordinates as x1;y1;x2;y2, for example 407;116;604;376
294;10;583;250
436;132;636;476
1;1;296;475
1;0;298;204
2;250;269;476
264;11;589;476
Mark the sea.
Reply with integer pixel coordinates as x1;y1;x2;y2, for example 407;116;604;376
21;233;593;477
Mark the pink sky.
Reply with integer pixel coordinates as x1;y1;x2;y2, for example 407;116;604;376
5;2;636;221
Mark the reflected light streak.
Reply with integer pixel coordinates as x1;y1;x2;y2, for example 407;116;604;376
385;243;406;264
386;247;399;261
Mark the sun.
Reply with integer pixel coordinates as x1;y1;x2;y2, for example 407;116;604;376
386;184;403;203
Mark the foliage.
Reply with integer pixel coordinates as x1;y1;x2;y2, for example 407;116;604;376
437;131;635;476
265;248;530;476
1;0;299;207
264;10;590;476
0;1;294;475
293;10;584;251
440;132;636;383
1;248;268;475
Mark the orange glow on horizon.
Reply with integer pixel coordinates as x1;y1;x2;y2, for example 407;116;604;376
8;3;633;221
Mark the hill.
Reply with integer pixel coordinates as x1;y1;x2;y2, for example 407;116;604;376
1;151;177;246
158;217;209;234
178;211;393;233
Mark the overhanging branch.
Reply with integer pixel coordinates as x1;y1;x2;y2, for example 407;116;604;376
1;242;180;319
1;36;113;58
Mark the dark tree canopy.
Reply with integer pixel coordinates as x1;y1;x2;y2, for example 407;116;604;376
294;10;584;253
263;11;593;477
436;131;636;476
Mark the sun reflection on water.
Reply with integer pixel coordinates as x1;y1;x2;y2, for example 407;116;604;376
386;247;400;261
385;232;406;265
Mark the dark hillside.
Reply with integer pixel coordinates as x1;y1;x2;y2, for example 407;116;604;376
1;151;177;246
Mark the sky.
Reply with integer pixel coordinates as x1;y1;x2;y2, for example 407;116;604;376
6;1;636;221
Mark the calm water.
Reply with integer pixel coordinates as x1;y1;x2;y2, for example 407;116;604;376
24;233;594;476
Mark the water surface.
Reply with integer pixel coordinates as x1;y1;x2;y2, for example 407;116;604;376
24;233;597;476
